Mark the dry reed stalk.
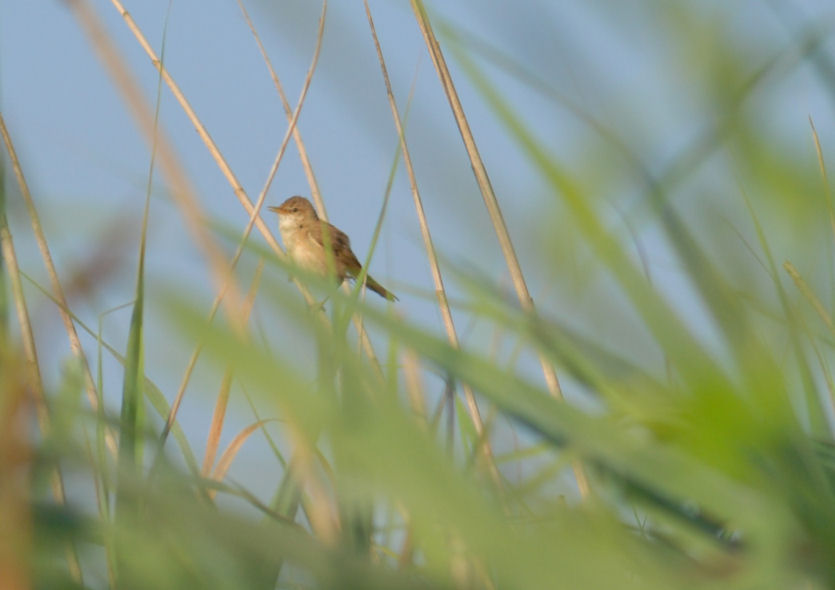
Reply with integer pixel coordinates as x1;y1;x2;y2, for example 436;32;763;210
161;1;329;441
133;1;379;442
89;0;374;540
236;0;325;217
401;348;428;424
211;419;274;484
407;0;590;498
234;0;386;376
106;0;379;377
0;361;31;590
0;227;45;411
0;113;117;457
364;0;503;488
68;0;246;324
0;212;82;582
237;0;324;249
202;261;263;477
784;262;834;332
202;371;235;473
106;0;283;259
285;428;341;544
809;117;835;239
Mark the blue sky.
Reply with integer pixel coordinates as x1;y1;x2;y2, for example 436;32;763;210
3;0;835;491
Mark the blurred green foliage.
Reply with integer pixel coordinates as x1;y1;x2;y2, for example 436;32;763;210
3;2;835;589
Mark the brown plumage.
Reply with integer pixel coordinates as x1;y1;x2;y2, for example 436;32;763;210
268;196;397;301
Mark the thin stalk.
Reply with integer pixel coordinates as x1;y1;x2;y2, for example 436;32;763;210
117;1;172;535
68;0;246;322
212;419;277;484
160;0;328;445
236;0;386;375
202;261;264;478
407;0;588;497
106;0;282;260
105;0;375;386
22;269;200;472
236;0;325;218
0;363;32;590
0;112;116;455
0;207;82;583
785;261;834;333
364;0;503;488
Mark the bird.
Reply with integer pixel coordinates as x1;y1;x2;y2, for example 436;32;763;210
268;196;397;301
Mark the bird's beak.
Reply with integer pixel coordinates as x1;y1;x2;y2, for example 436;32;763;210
267;205;283;214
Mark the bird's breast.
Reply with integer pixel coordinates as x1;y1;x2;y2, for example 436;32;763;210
280;226;331;278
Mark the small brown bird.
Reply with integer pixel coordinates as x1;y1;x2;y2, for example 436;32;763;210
268;196;397;301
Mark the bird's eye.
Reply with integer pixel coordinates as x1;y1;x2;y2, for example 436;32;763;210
291;207;298;212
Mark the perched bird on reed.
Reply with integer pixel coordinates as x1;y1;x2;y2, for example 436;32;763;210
268;196;397;301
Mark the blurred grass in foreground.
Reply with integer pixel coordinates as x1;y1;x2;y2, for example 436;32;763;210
3;1;835;589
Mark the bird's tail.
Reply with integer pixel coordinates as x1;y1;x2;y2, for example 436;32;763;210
364;274;397;301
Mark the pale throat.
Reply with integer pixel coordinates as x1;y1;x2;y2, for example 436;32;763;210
278;214;304;245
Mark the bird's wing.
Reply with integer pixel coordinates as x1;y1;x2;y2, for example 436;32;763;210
309;221;397;300
310;222;362;275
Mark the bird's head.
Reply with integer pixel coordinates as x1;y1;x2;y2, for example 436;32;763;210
269;196;318;228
